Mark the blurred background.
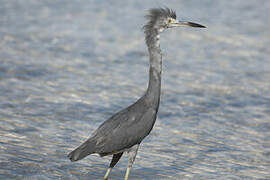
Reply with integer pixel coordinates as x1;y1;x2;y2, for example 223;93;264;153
0;0;269;179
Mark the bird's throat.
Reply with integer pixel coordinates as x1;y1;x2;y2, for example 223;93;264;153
145;33;162;108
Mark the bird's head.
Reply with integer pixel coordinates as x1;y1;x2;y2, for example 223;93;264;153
144;8;206;34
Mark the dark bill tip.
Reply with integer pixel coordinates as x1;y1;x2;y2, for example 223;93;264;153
187;22;206;28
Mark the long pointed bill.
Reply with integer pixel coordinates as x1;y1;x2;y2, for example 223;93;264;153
175;21;206;28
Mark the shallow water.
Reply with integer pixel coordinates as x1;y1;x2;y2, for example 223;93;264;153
0;0;270;179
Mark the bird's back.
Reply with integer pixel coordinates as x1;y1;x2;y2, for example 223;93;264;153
93;96;158;155
68;96;158;161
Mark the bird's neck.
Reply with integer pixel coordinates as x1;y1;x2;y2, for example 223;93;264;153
144;30;162;108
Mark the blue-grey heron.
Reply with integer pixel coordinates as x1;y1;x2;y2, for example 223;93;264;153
68;8;205;180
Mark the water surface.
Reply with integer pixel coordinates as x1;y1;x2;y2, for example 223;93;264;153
0;0;270;179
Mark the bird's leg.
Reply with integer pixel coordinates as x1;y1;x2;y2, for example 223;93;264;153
104;152;123;180
124;144;140;180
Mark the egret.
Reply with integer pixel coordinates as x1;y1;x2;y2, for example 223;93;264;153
68;7;205;180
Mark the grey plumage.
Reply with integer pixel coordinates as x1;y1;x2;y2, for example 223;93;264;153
68;97;156;160
68;7;205;180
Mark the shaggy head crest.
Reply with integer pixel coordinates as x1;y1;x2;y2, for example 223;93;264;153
146;8;176;21
143;8;177;46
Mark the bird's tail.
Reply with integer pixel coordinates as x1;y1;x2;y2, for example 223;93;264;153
68;139;96;162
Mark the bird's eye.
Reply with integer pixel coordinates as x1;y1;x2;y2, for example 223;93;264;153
168;19;172;24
